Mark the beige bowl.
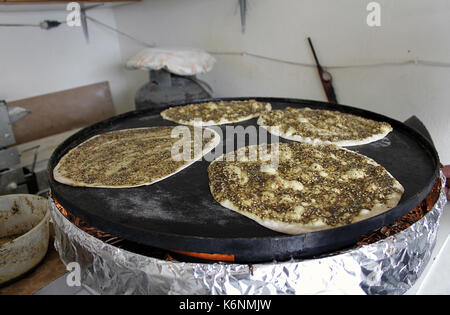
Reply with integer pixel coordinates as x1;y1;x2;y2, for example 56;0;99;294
0;194;50;285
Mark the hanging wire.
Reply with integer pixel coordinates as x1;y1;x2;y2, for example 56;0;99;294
0;20;64;30
208;51;450;69
85;15;156;48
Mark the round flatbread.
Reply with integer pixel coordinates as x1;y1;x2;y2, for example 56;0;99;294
257;107;393;146
54;126;220;188
208;142;404;235
161;99;272;126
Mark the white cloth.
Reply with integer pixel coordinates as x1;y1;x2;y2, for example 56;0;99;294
125;48;215;76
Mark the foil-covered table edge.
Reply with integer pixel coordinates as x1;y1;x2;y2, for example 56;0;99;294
50;172;447;295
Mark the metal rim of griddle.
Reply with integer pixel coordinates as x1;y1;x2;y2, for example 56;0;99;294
48;97;440;263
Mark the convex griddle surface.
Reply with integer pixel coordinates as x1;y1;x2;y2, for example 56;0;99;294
49;97;440;262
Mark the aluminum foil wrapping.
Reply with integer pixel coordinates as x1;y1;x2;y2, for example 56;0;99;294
50;172;447;295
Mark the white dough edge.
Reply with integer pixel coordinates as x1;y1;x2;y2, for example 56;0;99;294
53;127;221;189
208;143;404;235
160;103;272;126
257;116;393;147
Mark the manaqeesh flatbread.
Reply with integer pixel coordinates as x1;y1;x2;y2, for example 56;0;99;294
257;107;393;146
161;99;272;126
54;126;220;188
208;142;404;235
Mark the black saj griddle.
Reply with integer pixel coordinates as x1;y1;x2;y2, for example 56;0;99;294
48;97;440;263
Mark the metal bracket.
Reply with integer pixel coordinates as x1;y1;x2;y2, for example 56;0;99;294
239;0;247;33
0;100;16;147
0;100;29;170
150;70;172;87
80;3;105;44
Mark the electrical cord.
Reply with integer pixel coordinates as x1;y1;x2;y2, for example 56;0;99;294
0;20;62;30
208;51;450;69
85;15;156;48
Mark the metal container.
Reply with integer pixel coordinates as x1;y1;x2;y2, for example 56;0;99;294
0;194;50;284
49;172;447;294
135;70;211;110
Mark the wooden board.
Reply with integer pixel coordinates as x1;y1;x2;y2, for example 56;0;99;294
7;81;116;145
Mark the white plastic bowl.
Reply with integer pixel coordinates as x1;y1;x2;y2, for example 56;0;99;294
0;194;50;284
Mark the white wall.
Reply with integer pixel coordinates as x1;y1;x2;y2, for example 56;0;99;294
113;0;450;164
0;7;129;114
0;1;448;163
